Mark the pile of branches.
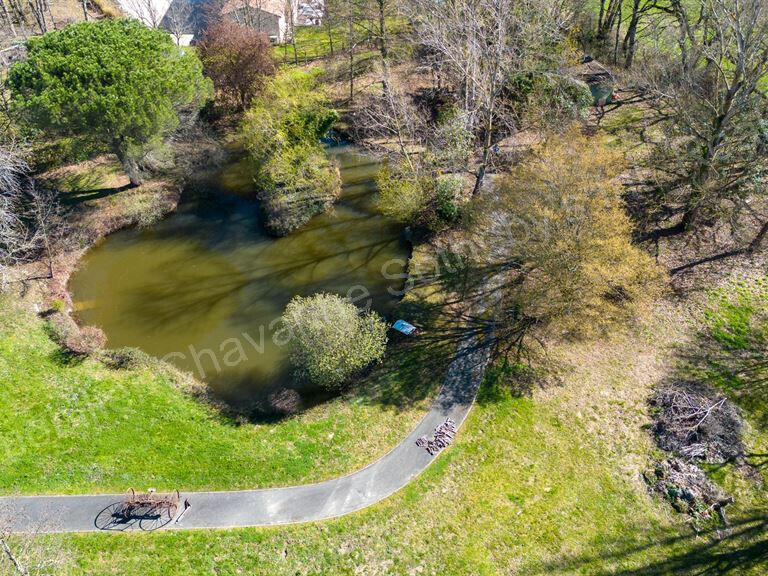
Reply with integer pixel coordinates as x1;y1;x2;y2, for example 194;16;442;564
643;458;733;530
650;381;744;463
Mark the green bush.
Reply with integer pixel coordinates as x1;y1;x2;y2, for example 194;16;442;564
434;175;463;223
506;72;593;128
377;166;464;233
241;69;341;235
282;293;388;389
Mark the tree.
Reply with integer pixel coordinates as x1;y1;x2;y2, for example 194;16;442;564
7;19;212;186
640;0;768;241
0;143;66;285
198;20;276;110
241;68;340;235
1;0;17;37
412;0;574;195
282;293;388;389
470;129;663;356
1;503;73;574
123;0;165;28
0;142;29;287
164;0;194;45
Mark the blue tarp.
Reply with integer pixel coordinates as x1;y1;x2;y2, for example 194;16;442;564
392;320;418;335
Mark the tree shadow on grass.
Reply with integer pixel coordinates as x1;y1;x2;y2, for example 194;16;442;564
50;170;134;205
674;282;768;432
530;514;768;576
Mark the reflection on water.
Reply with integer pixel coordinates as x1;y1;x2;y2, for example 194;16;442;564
69;145;409;408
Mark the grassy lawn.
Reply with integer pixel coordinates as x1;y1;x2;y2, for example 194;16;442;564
20;288;765;575
274;26;344;63
0;299;442;495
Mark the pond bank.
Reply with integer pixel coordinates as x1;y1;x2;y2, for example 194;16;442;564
66;142;410;411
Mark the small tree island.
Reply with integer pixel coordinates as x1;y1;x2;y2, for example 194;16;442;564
282;293;388;389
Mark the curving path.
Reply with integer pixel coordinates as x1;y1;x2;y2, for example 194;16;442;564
0;330;492;534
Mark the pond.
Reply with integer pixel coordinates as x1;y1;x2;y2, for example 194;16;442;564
69;144;409;411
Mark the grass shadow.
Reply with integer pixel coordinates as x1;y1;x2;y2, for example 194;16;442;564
530;513;768;576
675;280;768;431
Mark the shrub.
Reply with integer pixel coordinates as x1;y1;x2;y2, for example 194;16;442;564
64;326;107;357
101;347;152;370
281;293;388;389
241;69;341;235
46;311;79;345
47;311;107;357
377;167;464;233
198;21;276;110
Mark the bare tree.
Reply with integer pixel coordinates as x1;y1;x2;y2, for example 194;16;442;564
25;0;48;34
164;0;193;44
641;0;768;239
286;0;299;63
124;0;165;28
0;504;72;575
0;144;67;286
412;0;574;195
354;62;426;170
5;0;27;36
339;0;366;102
198;20;276;110
27;183;65;280
622;0;669;68
323;0;336;56
0;143;31;287
1;0;17;37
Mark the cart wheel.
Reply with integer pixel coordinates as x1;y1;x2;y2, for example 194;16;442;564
138;505;175;532
94;502;138;531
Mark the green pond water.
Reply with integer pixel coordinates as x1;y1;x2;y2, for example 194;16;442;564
69;144;409;410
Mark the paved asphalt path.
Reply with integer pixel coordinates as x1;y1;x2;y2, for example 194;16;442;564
0;331;491;533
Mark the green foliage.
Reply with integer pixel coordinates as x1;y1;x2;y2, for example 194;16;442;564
507;72;594;128
241;68;340;235
378;165;464;233
434;175;463;223
7;19;212;173
282;293;388;389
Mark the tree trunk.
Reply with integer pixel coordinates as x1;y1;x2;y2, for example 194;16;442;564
377;0;387;62
325;9;334;57
748;220;768;254
81;0;89;21
623;0;641;68
1;537;28;576
117;152;143;187
347;14;354;103
1;1;17;36
45;0;54;30
473;115;494;196
613;2;622;65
